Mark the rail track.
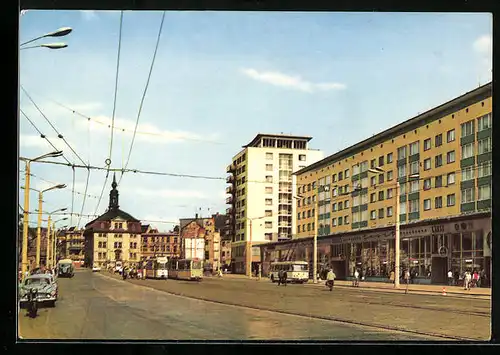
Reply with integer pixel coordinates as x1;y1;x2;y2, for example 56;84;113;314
98;272;487;341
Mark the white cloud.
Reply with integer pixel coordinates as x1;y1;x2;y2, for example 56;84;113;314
135;188;208;199
80;10;98;21
240;68;346;93
473;35;492;56
473;35;492;83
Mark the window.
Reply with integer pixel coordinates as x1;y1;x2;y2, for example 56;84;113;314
435;175;443;188
344;215;349;224
478;184;491;200
447;172;455;185
387;188;393;198
387;170;393;181
387;206;393;217
344;200;350;208
338;171;343;180
478;137;492;154
424;158;431;170
338;201;343;210
398;164;406;178
265;175;273;183
410;161;419;175
308;184;311;191
266;152;273;160
370;210;377;220
360;161;368;172
424;199;431;211
370;193;376;203
424;178;431;190
312;181;317;189
461;120;474;137
378;208;385;219
409;141;419;155
461;143;474;159
370;159;376;169
447;129;455;142
477;113;491;132
409;200;419;213
332;187;338;197
307;210;311;218
332;218;337;227
409;180;419;193
344;169;350;178
461;166;474;182
378;191;384;201
332;174;337;182
387;153;393;164
435;196;443;209
397;146;407;160
400;182;407;195
400;201;407;214
265;221;273;229
378;174;384;184
266;164;273;171
299;154;306;161
370;176;376;186
446;151;455;164
447;194;456;206
461;188;474;203
435;154;443;167
352;164;360;175
338;217;343;226
435;134;443;147
265;198;273;206
478;161;492;178
423;138;431;151
379;156;385;167
265;187;273;194
265;210;273;217
332;203;337;212
344;185;350;193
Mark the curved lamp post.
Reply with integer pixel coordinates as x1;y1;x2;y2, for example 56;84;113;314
20;27;72;47
20;43;68;50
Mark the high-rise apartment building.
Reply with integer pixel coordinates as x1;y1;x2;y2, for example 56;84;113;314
226;133;324;274
258;82;492;285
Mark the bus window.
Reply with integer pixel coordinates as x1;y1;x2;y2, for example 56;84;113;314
293;264;307;271
192;261;202;269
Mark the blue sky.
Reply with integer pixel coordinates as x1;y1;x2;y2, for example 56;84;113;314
19;11;492;231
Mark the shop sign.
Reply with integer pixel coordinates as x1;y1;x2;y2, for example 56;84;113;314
402;220;481;237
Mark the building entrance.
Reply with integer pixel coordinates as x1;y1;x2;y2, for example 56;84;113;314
431;256;447;284
330;259;346;280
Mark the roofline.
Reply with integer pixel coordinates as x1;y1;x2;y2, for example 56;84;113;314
243;133;313;148
294;82;492;176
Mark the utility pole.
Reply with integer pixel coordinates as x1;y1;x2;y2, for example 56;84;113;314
21;162;31;279
395;181;401;289
46;215;52;268
247;219;253;277
36;192;43;267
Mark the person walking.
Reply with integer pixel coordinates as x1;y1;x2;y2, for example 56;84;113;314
282;269;288;286
277;269;283;286
354;269;360;287
472;270;479;288
326;269;336;291
447;270;453;286
464;270;472;290
404;269;410;294
389;270;395;285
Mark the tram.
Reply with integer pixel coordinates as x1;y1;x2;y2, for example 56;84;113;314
167;258;203;281
144;256;169;279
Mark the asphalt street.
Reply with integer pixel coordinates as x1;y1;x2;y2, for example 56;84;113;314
17;270;458;341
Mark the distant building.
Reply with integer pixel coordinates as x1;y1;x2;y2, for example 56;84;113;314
226;133;324;274
140;228;181;260
83;173;142;268
180;214;221;270
58;227;84;264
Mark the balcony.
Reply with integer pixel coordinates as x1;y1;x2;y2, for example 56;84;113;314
226;207;233;214
278;199;292;204
226;175;234;183
278;221;291;227
279;187;292;193
226;196;233;204
226;186;233;194
226;164;235;173
278;209;292;215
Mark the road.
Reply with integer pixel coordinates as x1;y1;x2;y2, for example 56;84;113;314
18;270;490;341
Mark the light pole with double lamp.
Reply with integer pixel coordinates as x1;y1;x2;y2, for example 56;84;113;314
294;194;318;284
20;27;72;50
20;151;63;279
246;215;267;278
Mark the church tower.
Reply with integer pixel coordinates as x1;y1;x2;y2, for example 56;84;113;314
108;173;119;210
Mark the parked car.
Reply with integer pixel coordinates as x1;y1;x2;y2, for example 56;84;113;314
92;265;101;272
19;274;58;307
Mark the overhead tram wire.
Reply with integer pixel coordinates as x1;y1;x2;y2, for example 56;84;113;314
94;10;124;217
119;11;166;187
20;171;101;199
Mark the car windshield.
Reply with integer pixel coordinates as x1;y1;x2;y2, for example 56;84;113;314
25;278;50;286
293;264;308;271
192;261;202;269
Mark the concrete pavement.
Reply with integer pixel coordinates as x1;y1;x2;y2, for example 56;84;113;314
18;270;446;341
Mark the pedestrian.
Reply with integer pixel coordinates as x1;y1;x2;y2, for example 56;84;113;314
472;270;479;288
389;270;395;285
447;270;453;286
277;269;283;286
354;269;360;287
464;270;472;290
326;269;336;291
404;269;410;294
282;269;288;286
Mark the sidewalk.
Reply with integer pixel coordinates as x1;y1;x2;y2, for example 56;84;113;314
217;273;491;297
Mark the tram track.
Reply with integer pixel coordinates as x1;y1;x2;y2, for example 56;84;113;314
97;272;486;341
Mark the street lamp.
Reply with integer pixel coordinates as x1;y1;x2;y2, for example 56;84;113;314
246;215;267;278
37;184;66;267
20;27;72;47
20;43;68;50
294;194;318;283
20;151;63;279
53;218;68;268
46;208;68;269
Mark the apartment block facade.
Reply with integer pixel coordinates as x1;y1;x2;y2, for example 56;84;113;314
226;133;324;274
259;83;492;285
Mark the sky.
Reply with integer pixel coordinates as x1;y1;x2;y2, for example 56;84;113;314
19;11;492;232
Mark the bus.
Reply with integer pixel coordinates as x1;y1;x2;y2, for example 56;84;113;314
167;258;203;281
268;261;309;284
57;259;74;278
144;256;169;279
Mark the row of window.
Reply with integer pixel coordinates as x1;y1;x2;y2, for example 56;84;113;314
142;245;178;252
95;252;139;260
461;184;492;203
265;152;307;161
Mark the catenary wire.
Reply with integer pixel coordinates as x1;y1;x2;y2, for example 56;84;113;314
119;10;166;186
94;10;124;217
